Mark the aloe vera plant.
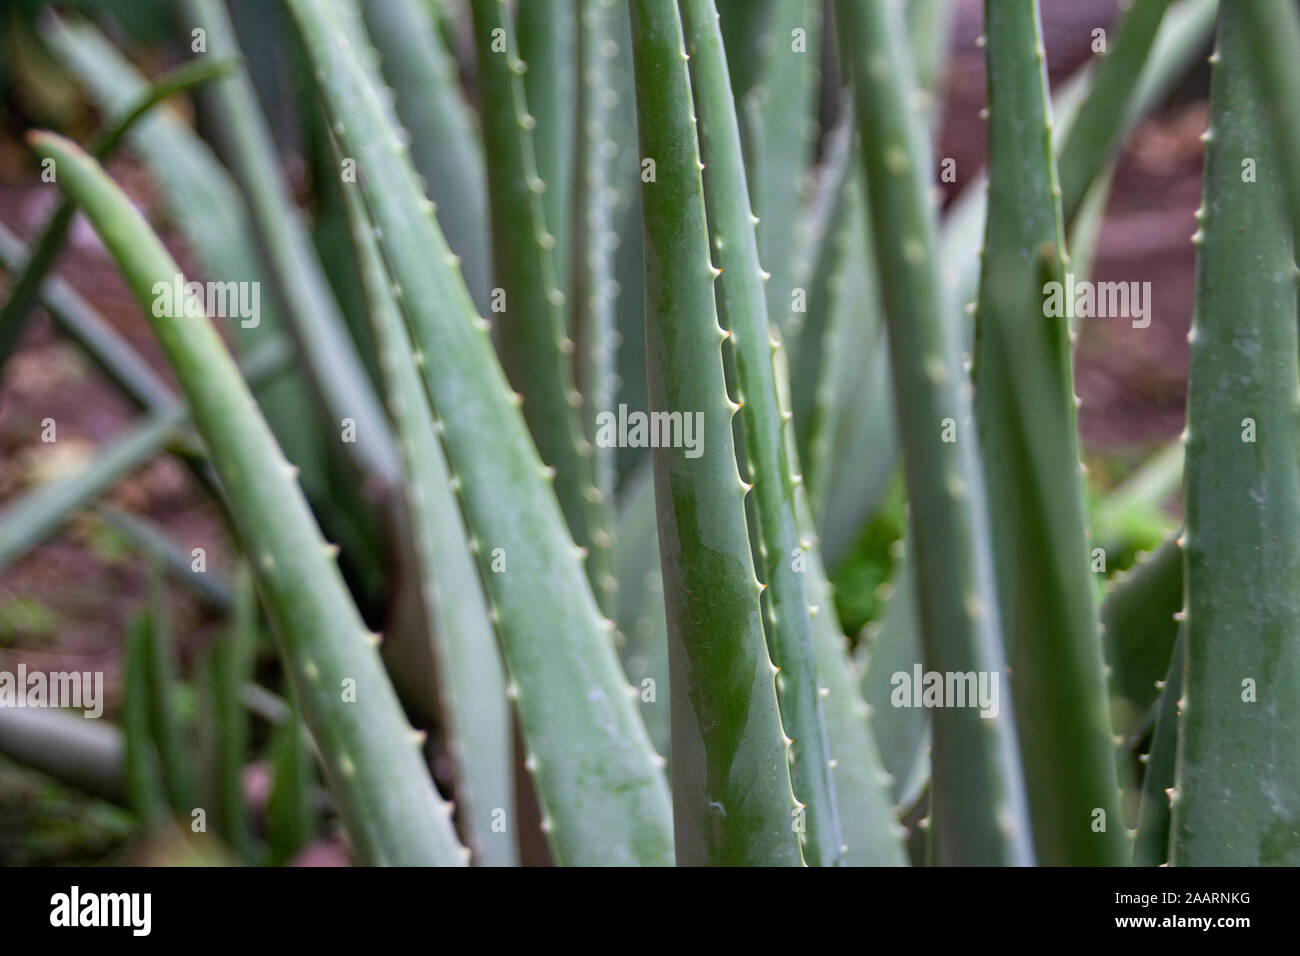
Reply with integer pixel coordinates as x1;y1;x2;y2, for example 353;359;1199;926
679;0;841;866
1172;1;1300;866
287;0;672;866
1056;0;1173;226
0;54;237;375
197;564;256;859
183;0;401;494
360;0;490;312
468;0;614;613
0;0;1294;872
745;0;819;335
28;132;466;866
974;0;1123;866
41;13;340;561
629;0;799;866
573;0;622;524
340;175;515;866
837;0;1033;866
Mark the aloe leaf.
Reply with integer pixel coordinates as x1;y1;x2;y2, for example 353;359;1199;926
612;463;670;760
123;612;170;825
1056;0;1173;225
772;344;907;866
241;682;293;728
1123;0;1219;123
517;0;577;303
787;122;902;556
266;689;319;866
907;0;956;135
95;55;242;155
0;222;174;413
746;0;820;336
805;567;907;867
1065;164;1117;296
144;562;196;812
788;120;855;510
340;175;516;867
612;187;651;487
300;87;382;390
38;16;246;293
1100;536;1183;745
0;410;177;571
629;0;800;866
0;54;236;375
41;15;259;337
973;0;1124;865
1132;628;1183;867
285;0;673;866
793;162;900;558
601;0;652;491
30;131;466;866
572;0;621;549
836;0;1033;866
359;0;490;313
37;16;271;333
940;0;1219;343
0;705;126;807
1243;0;1300;250
468;0;612;609
858;546;931;814
198;563;255;860
42;15;331;507
680;0;841;866
0;337;287;572
177;1;391;600
95;504;234;612
818;337;898;569
0;411;185;567
179;0;400;491
783;107;852;356
1171;4;1300;867
715;0;775;101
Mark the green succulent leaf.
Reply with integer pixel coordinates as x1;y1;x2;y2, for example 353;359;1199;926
973;0;1124;866
1133;628;1183;867
1172;3;1300;866
629;0;801;866
286;0;673;866
360;0;491;312
517;0;577;305
837;0;1034;866
469;0;613;610
30;131;466;866
340;175;516;867
181;0;401;491
680;0;842;866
